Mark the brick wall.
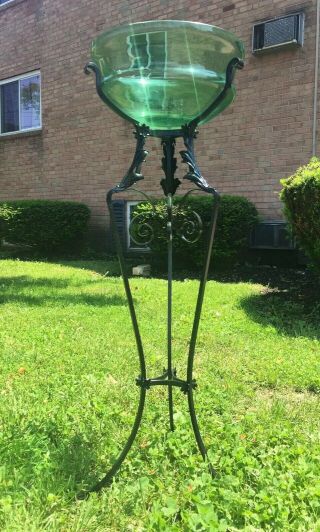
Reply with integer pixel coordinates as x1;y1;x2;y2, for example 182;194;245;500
0;0;318;245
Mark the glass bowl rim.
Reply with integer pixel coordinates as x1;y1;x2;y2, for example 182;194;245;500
92;19;243;47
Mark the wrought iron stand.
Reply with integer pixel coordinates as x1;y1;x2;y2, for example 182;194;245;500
82;57;243;495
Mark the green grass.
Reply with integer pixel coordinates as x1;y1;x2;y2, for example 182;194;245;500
0;259;319;531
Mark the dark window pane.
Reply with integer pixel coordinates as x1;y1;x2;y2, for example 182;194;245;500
129;33;149;69
20;75;40;130
1;81;19;133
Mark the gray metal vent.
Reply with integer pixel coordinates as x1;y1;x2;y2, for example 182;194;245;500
253;13;304;53
251;222;295;250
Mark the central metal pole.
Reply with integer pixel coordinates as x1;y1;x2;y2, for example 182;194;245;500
167;193;174;431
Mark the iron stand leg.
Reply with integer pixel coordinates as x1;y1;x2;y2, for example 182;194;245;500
182;128;220;476
167;193;174;432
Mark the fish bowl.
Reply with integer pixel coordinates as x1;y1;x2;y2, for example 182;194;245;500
89;20;244;134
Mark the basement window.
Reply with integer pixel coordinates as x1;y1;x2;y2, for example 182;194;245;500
250;222;295;249
0;71;41;136
126;201;150;252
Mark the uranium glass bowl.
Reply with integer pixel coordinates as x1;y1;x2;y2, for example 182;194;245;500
90;20;244;131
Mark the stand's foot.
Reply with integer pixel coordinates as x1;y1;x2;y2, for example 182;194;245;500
187;388;216;477
77;388;146;498
77;371;214;497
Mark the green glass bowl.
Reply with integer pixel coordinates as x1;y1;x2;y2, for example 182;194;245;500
90;20;244;132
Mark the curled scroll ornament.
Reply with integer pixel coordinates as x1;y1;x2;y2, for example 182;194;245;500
176;209;203;243
129;211;155;247
129;205;203;246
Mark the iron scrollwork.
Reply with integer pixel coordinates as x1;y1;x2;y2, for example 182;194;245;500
129;199;203;246
176;208;203;244
180;125;218;196
115;125;150;193
129;211;155;247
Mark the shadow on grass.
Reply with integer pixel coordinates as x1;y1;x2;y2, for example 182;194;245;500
0;275;70;289
240;286;320;339
56;260;121;277
0;275;126;307
4;422;105;498
35;423;133;497
54;260;316;287
52;431;105;493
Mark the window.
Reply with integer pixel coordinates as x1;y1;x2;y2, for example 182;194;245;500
0;1;14;5
0;72;41;135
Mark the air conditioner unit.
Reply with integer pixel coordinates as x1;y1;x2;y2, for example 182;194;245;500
250;222;295;250
252;13;304;54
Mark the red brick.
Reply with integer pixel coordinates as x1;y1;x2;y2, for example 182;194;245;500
0;0;318;245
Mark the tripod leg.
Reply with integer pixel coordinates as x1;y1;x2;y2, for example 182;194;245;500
85;387;146;494
78;172;149;497
187;388;215;476
186;190;220;476
168;385;174;432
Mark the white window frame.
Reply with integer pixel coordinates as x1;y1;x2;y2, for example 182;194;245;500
0;1;15;6
0;70;42;136
126;201;150;252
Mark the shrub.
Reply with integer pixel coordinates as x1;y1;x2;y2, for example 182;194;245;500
280;157;320;273
0;200;90;255
131;194;259;269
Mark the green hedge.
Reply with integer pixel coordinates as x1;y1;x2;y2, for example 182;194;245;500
0;200;90;254
280;157;320;273
132;194;259;269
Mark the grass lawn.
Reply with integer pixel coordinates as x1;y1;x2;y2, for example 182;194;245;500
0;259;319;530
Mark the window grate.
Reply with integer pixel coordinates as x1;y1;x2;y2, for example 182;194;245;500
251;222;295;250
253;13;303;53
